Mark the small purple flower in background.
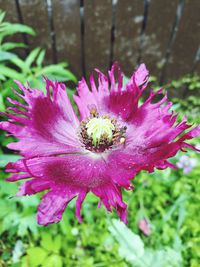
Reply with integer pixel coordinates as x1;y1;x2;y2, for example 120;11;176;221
138;218;151;236
176;154;197;174
1;63;200;226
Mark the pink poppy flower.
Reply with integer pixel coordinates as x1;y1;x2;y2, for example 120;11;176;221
1;63;199;226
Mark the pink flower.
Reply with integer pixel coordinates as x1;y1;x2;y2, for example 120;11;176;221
1;63;200;226
139;218;151;236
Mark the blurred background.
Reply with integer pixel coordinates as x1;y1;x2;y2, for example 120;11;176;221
0;0;200;267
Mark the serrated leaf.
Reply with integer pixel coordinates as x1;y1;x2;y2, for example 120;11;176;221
17;215;38;237
25;47;40;68
109;219;145;263
10;56;27;72
43;254;62;267
1;42;27;51
41;232;54;251
36;49;45;66
109;220;183;267
0;22;35;37
0;64;24;80
27;247;47;266
143;248;183;267
0;51;17;61
38;64;77;82
0;11;6;24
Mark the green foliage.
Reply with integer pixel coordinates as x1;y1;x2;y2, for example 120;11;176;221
0;9;77;113
109;220;182;267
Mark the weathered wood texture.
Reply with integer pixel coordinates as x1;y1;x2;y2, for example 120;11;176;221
140;0;179;77
84;0;112;75
0;0;26;57
164;0;200;82
0;0;200;82
113;0;144;76
52;0;82;77
18;0;52;63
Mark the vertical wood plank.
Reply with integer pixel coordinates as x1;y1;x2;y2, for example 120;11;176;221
18;0;52;63
164;0;200;82
52;0;82;78
0;0;27;57
0;0;19;22
84;0;112;76
140;0;179;77
113;0;144;76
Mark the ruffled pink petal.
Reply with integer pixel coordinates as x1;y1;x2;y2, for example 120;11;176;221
75;191;87;223
6;173;30;182
108;90;200;176
16;179;51;196
133;63;149;89
0;79;81;157
36;185;87;225
92;183;127;224
37;188;76;225
73;71;110;120
16;155;128;224
74;63;149;121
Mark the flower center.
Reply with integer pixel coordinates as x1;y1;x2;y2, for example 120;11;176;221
86;117;115;146
79;108;127;153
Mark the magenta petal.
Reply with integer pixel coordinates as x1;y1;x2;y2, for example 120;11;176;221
133;63;149;89
75;191;87;223
6;173;29;182
92;183;127;224
0;79;81;157
37;189;76;225
16;179;51;196
74;63;149;121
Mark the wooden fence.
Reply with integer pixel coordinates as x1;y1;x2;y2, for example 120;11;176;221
0;0;200;84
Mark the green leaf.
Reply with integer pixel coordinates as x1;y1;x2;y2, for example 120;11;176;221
43;255;62;267
36;49;45;66
27;247;47;266
17;215;38;237
109;219;145;263
41;232;54;251
54;235;62;253
109;220;183;267
0;154;21;168
0;64;24;80
25;47;41;68
142;248;183;267
0;51;17;61
0;73;6;80
10;56;27;72
0;93;5;111
0;22;35;37
1;42;27;51
0;11;6;24
38;64;77;82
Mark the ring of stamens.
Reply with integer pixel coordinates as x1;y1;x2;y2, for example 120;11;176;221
79;107;127;153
